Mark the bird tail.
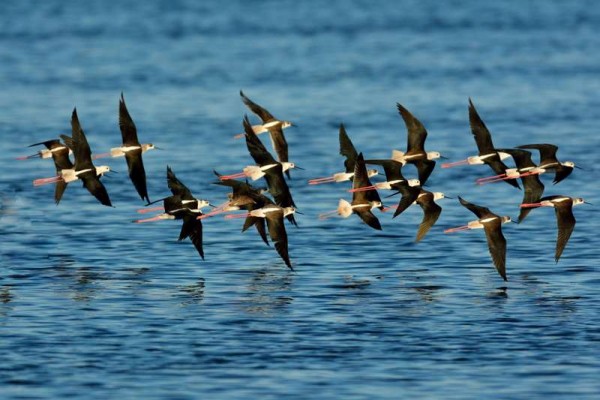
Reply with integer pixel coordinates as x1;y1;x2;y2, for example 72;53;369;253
337;199;353;218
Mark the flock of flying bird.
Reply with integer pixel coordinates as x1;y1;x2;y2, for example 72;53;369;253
22;92;588;281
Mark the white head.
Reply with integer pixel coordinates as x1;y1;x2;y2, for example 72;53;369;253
408;179;421;187
283;206;296;217
572;197;585;206
196;199;211;209
562;161;575;168
96;165;110;176
370;201;382;210
142;143;155;152
282;121;293;129
501;216;512;224
433;192;445;201
427;151;441;160
367;169;379;178
281;162;295;171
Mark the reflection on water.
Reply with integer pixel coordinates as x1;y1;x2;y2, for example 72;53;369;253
239;267;294;315
177;278;205;305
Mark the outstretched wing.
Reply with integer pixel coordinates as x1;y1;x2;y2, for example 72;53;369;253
180;213;204;260
244;116;278;165
356;209;382;231
266;213;293;270
119;93;140;146
458;196;494;219
397;103;428;153
339;123;359;173
415;193;442;242
167;166;194;200
468;99;495;154
80;172;112;207
125;149;149;202
392;185;420;218
240;90;276;122
411;159;436;185
554;203;576;263
484;220;507;281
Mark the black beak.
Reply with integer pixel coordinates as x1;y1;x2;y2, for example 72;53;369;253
439;155;448;160
294;165;305;170
154;146;164;150
208;203;217;208
295;210;304;215
584;201;593;205
109;169;119;174
444;195;454;199
574;165;584;170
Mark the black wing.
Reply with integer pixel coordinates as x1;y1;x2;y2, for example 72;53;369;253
240;90;276;122
410;159;436;185
392;184;421;218
266;213;293;270
553;165;574;185
125;149;149;202
356;208;382;231
54;181;68;205
242;216;270;246
29;139;62;150
119;93;140;146
516;143;559;165
180;212;204;260
167;166;194;200
263;164;297;225
398;103;428;153
339;123;359;173
517;174;544;223
495;149;544;222
483;220;507;281
79;171;112;207
468;98;496;154
352;153;382;206
469;102;520;189
244;116;278;166
458;196;495;219
415;191;442;242
365;159;405;182
497;148;537;169
164;195;183;214
268;126;289;165
52;149;74;171
63;108;94;171
554;202;576;263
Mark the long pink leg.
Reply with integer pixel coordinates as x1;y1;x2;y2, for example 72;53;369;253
197;201;232;220
16;153;40;160
308;176;335;185
520;203;542;208
441;159;469;168
476;173;507;183
134;215;164;223
137;206;165;214
33;176;63;186
318;210;338;220
92;152;111;160
219;171;248;181
348;184;378;193
444;225;471;233
224;213;250;220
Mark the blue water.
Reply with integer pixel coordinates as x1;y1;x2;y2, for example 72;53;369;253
1;1;599;398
